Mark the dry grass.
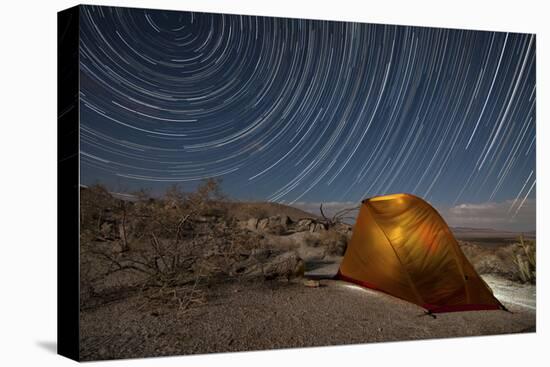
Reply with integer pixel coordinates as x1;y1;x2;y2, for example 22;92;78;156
459;236;536;284
513;235;536;283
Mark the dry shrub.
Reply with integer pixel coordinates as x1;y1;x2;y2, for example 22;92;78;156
80;179;231;312
513;235;536;284
80;178;308;313
320;230;348;256
460;237;536;283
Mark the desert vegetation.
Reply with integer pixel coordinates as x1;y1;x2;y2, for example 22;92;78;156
513;235;536;283
80;180;537;316
80;179;352;316
74;200;537;357
459;235;536;284
79;181;535;360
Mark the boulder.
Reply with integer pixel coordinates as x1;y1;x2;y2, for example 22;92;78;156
245;215;293;234
229;250;304;280
238;217;259;231
262;251;304;280
295;218;327;233
303;279;320;288
310;223;327;233
257;218;269;231
247;217;259;229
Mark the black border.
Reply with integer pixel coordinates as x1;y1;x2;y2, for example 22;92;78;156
57;5;80;361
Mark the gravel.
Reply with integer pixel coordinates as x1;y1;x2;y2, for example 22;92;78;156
80;277;535;361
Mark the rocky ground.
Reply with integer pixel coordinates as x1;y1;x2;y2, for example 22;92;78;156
80;274;535;361
79;224;536;361
79;186;536;361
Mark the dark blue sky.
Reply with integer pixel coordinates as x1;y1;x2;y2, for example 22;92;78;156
79;6;536;230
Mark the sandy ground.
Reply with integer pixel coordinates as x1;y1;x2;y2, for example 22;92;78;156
307;257;536;311
80;258;535;361
483;274;536;311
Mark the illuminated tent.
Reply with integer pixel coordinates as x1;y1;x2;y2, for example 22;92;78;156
337;193;504;313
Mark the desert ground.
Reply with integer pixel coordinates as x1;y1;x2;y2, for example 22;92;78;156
79;182;536;361
80;266;535;361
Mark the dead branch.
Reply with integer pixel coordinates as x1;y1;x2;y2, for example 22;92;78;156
88;249;154;277
318;203;359;228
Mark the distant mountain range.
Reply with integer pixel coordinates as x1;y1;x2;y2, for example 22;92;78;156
451;226;535;239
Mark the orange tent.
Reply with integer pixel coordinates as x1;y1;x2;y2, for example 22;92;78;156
337;193;504;313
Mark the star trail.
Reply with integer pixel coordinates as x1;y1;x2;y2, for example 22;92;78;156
79;5;536;228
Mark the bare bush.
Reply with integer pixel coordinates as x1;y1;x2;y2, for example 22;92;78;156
80;178;310;314
80;179;231;312
318;204;359;228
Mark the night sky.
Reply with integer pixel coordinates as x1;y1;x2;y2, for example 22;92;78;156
79;6;536;230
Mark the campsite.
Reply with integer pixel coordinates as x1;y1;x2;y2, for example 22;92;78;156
66;9;537;361
79;182;535;361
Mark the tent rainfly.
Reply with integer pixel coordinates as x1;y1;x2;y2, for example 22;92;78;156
337;193;505;313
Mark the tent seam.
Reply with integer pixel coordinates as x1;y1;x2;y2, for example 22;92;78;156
424;201;471;304
363;202;425;306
